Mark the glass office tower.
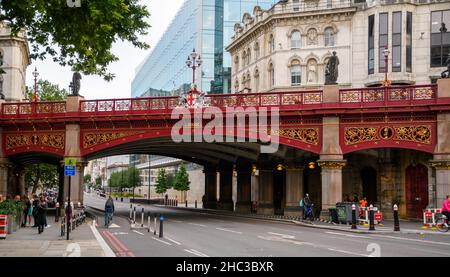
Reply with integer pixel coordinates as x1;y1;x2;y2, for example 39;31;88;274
131;0;277;98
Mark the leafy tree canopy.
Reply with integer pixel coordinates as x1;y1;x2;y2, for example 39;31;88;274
1;0;150;81
173;163;190;192
26;79;68;101
155;168;168;195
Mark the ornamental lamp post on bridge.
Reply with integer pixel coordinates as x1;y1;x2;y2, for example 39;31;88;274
32;67;39;102
185;48;203;106
382;47;391;87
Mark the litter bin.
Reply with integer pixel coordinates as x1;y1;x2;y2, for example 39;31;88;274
329;208;339;224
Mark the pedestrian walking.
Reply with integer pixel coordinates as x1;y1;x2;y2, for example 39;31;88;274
32;195;39;228
21;195;31;227
36;196;48;234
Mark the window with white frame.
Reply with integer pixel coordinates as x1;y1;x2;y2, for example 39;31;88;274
324;27;335;47
254;70;260;92
254;42;260;60
291;31;301;49
269;63;275;88
293;0;300;11
291;60;301;85
269;35;275;53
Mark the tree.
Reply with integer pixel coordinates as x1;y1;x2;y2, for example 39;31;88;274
173;163;190;200
26;80;68;101
155;168;168;195
25;164;59;193
95;176;102;189
83;174;92;185
166;173;174;189
1;0;150;81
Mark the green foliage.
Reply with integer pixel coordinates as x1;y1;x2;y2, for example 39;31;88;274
155;168;168;194
173;163;190;192
1;0;150;81
0;200;25;216
83;174;92;184
26;79;68;101
95;176;102;187
111;192;143;198
108;167;141;190
25;164;58;193
166;173;174;189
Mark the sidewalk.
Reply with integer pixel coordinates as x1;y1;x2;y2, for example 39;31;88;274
0;217;114;257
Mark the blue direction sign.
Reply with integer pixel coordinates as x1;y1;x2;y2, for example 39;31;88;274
65;166;76;177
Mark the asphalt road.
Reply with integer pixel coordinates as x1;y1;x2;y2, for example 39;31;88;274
84;193;450;257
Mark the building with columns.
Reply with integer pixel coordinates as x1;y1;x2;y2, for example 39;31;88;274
227;0;449;92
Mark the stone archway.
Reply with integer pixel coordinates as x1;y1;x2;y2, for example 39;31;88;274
361;166;377;205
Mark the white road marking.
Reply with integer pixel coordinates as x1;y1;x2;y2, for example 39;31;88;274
151;237;172;246
188;223;208;228
326;232;371;239
327;248;370;257
372;234;450;246
170;220;184;223
184;249;209;257
268;232;295;239
64;243;81;257
166;237;182;245
109;223;120;228
111;232;129;236
89;220;116;257
216;228;242;234
133;230;145;236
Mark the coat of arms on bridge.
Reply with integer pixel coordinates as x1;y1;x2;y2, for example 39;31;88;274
178;84;209;108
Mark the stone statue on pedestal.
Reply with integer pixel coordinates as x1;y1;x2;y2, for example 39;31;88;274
71;72;82;96
325;51;339;85
442;53;450;79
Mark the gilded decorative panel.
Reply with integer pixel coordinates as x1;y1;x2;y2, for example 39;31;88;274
83;131;146;149
344;127;379;145
394;125;432;144
271;128;319;145
6;133;65;150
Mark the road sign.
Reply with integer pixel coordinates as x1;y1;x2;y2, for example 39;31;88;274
65;166;76;177
375;213;382;222
65;158;77;167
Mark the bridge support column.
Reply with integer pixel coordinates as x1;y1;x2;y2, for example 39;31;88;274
235;163;252;213
284;166;304;217
203;166;217;209
257;167;274;215
318;159;346;219
0;159;10;198
218;164;233;211
431;162;450;207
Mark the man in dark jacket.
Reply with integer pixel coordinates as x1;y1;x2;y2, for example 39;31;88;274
104;196;115;227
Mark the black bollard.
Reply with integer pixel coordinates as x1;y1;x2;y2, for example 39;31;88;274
393;204;400;231
351;204;357;230
159;214;164;238
176;200;178;207
195;200;197;209
186;200;188;208
369;205;375;231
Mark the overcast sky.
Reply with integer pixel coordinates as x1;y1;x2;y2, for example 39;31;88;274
25;0;185;100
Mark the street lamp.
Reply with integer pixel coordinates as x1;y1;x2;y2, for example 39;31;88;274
186;48;202;87
440;23;447;66
32;67;39;102
382;46;391;87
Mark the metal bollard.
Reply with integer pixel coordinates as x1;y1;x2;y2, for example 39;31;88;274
186;200;188;208
351;204;357;230
176;200;178;206
129;204;133;219
195;200;197;209
369;205;375;231
159;214;164;238
141;208;145;227
133;207;136;224
393;204;400;231
147;212;151;232
154;216;157;235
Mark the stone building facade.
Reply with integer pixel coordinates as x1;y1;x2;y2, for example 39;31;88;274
227;0;450;92
0;22;29;101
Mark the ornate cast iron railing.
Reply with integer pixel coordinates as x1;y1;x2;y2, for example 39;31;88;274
339;85;437;104
2;101;67;117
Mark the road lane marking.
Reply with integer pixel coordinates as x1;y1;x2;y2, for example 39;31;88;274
326;232;371;239
189;223;208;227
216;228;242;234
103;231;125;256
105;231;136;257
90;221;115;257
268;232;295;239
184;249;209;257
109;224;120;228
170;220;184;223
372;234;450;246
151;237;172;246
327;248;370;257
166;237;182;245
133;230;145;236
